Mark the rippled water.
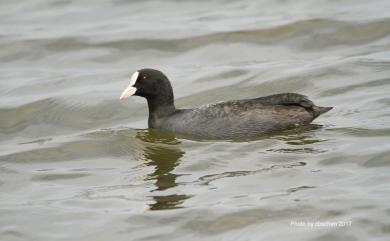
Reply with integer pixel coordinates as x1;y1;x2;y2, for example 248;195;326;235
1;0;390;240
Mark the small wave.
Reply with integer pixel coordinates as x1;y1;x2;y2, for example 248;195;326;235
31;173;91;182
0;128;139;163
197;161;306;185
0;97;141;137
321;77;390;97
2;18;390;63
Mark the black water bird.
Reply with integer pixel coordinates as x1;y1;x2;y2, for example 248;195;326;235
120;68;332;139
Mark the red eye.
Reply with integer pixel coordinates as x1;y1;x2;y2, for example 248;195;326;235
142;74;148;80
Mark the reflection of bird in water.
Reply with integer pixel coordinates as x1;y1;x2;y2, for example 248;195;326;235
135;129;191;210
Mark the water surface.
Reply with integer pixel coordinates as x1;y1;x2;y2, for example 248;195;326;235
1;0;390;240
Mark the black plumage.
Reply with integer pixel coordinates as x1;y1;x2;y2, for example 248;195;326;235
120;68;332;139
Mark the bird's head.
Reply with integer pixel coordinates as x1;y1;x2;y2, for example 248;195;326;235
120;68;173;101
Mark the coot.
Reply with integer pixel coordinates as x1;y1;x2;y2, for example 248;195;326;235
120;68;332;139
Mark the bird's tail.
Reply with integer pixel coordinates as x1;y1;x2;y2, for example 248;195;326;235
312;106;333;119
319;106;333;114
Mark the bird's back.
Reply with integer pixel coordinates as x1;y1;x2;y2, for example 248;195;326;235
159;93;332;139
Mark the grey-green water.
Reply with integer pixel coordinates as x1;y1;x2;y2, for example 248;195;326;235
1;0;390;240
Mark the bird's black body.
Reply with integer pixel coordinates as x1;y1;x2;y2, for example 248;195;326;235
120;68;332;139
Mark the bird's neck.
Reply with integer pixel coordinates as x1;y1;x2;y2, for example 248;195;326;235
147;95;176;128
